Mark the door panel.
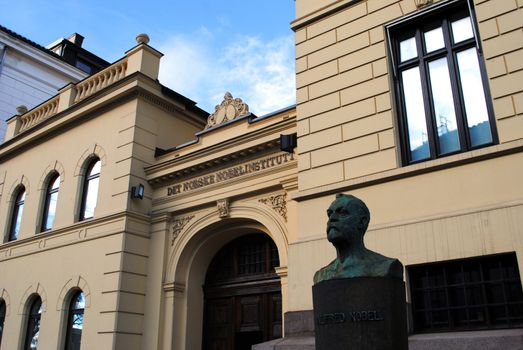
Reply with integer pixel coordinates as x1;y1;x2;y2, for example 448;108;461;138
203;234;282;350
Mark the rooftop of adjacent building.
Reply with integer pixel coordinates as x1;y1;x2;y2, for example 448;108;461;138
0;25;109;74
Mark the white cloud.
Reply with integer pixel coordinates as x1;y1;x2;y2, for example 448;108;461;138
158;32;295;116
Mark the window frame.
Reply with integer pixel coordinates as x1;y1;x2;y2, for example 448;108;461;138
24;296;42;350
64;290;85;350
41;173;60;232
8;186;26;242
386;0;498;165
79;158;101;221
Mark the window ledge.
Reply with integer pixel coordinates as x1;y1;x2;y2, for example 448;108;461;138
293;139;523;202
409;328;523;350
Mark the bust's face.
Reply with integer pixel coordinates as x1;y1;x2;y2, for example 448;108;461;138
326;196;365;244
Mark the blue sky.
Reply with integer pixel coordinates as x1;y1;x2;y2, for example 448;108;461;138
0;0;296;115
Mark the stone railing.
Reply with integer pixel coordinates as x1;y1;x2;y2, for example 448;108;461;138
18;96;60;133
4;40;163;141
74;59;128;103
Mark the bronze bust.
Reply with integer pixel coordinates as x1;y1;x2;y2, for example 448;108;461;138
314;194;403;284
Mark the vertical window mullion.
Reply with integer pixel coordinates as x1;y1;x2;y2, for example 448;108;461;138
416;30;438;161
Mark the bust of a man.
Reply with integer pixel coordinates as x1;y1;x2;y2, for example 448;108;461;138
314;194;403;284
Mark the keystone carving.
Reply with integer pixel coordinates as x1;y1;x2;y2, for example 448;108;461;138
217;199;230;218
171;215;194;245
259;194;287;221
205;92;249;129
415;0;433;8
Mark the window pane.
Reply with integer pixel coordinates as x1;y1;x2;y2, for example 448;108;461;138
428;57;461;155
43;192;58;231
400;37;417;62
402;67;430;161
73;293;85;310
12;201;24;240
456;48;492;147
424;27;445;53
0;300;5;347
89;160;101;176
83;177;99;219
50;176;60;190
66;292;85;350
452;17;474;43
26;298;42;350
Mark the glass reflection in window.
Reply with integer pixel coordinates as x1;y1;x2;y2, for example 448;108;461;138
456;48;492;147
0;299;5;347
400;37;417;62
9;187;25;241
428;57;460;155
402;67;430;161
42;175;60;231
80;159;101;220
424;27;445;53
65;291;85;350
24;296;42;350
452;17;474;43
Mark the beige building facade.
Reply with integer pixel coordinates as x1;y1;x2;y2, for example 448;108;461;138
0;0;522;349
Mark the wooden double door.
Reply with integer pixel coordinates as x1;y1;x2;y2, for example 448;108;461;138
202;234;282;350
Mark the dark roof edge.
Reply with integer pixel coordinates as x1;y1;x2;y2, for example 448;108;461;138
0;24;68;62
160;85;209;120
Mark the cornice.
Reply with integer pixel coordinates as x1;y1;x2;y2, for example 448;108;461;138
145;115;296;181
147;139;281;187
291;0;362;31
0;210;151;262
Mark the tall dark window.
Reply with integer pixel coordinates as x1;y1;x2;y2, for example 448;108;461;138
64;291;85;350
409;253;523;333
388;0;496;164
8;187;25;241
79;158;101;221
0;299;5;348
41;174;60;232
24;296;42;350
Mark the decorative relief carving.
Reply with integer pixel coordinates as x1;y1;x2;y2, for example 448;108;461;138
171;215;194;245
415;0;433;8
217;199;230;218
205;92;249;129
259;194;287;221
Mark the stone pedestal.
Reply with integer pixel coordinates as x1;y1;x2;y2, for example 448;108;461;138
313;277;408;350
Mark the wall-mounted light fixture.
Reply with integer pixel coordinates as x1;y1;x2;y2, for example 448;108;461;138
131;183;145;200
280;133;297;153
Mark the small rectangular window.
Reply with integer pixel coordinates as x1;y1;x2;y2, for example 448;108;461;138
387;0;497;165
408;253;523;333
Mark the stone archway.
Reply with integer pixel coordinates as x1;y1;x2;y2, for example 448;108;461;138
164;201;289;350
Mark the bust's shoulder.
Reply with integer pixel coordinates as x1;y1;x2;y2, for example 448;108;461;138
365;251;403;279
313;259;338;284
383;257;403;279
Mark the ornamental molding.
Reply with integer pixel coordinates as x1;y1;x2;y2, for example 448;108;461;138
415;0;433;8
217;199;230;218
205;92;249;129
259;194;287;221
171;215;195;245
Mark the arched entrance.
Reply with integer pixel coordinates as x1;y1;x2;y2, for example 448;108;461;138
202;233;282;350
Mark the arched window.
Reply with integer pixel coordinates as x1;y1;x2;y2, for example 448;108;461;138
24;296;42;350
64;291;85;350
0;299;6;348
79;158;101;221
8;187;25;241
41;174;60;232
